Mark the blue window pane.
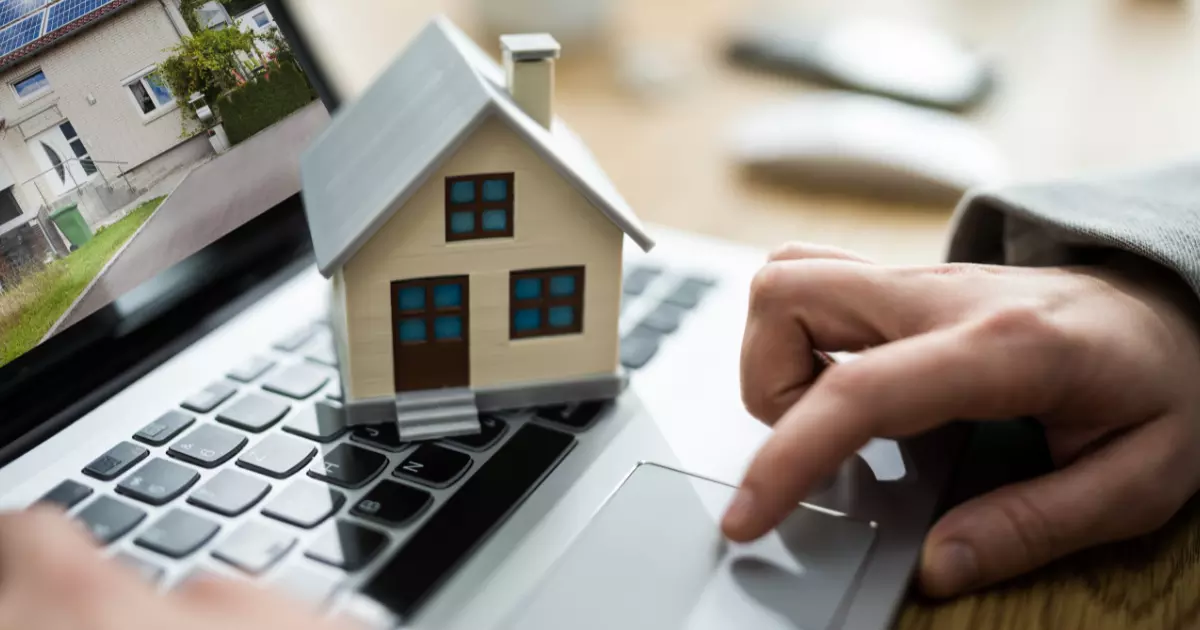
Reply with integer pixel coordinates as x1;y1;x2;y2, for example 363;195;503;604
398;286;425;311
482;209;507;232
514;277;541;300
549;275;576;297
434;316;462;340
548;306;575;328
450;211;474;234
449;180;474;203
513;308;540;332
482;178;508;201
433;284;462;308
399;319;427;342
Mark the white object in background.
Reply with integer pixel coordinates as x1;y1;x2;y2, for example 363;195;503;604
728;92;1008;203
208;124;231;154
473;0;612;42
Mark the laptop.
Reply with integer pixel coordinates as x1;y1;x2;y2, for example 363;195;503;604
0;1;966;628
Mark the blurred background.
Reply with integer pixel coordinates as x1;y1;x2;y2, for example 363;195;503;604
247;0;1200;263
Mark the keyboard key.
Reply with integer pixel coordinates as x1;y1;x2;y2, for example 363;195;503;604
620;327;662;369
117;458;200;506
284;401;347;443
227;356;276;383
662;277;713;309
181;381;238;413
308;444;387;489
535;401;608;430
326;383;343;402
350;480;431;527
217;393;291;433
133;410;195;446
274;327;316;352
169;424;248;468
362;423;575;618
136;509;220;559
262;364;330;400
188;470;271;517
237;434;317;479
444;415;506;451
76;496;146;545
622;266;661;296
83;442;149;481
304;520;389;571
303;339;338;367
271;564;343;607
639;302;688;334
263;480;345;529
393;444;471;489
350;423;407;452
114;551;166;585
38;480;92;510
212;521;297;575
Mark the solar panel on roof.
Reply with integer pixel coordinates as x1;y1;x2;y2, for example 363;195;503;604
45;0;114;33
0;0;49;30
0;12;43;56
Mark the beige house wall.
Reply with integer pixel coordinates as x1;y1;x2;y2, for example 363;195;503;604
341;115;625;402
0;0;192;213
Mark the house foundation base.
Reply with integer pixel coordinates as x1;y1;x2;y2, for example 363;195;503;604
343;370;629;434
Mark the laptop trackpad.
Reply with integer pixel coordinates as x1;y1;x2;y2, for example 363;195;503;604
500;463;877;630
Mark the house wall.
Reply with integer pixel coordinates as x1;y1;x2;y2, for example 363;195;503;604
341;116;625;401
0;0;195;215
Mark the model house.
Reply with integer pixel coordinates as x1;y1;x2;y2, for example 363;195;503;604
301;17;655;438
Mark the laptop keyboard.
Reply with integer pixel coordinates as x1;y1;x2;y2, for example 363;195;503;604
32;264;716;618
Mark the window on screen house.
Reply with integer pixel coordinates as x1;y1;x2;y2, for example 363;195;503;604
510;267;585;339
126;70;174;116
11;69;50;102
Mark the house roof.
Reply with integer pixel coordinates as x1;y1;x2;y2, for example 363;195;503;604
299;16;656;278
0;0;144;73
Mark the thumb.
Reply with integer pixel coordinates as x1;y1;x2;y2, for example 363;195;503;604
919;420;1185;598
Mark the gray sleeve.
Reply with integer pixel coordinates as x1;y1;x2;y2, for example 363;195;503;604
945;161;1200;299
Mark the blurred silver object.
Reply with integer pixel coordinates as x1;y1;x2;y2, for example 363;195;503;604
728;92;1008;204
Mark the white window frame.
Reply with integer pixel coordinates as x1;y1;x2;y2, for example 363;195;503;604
121;65;177;122
10;68;51;105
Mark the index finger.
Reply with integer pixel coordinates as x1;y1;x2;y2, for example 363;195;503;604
724;308;1074;541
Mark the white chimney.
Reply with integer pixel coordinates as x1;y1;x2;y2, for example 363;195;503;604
500;33;561;129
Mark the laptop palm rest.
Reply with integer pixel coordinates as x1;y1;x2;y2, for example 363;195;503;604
499;463;878;630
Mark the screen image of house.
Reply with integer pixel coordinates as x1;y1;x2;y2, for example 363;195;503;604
0;0;317;367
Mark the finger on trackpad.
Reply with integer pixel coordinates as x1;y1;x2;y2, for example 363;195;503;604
499;463;877;630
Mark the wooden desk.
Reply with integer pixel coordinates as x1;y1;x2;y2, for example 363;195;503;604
290;0;1200;627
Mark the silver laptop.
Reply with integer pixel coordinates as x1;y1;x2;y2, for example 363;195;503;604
0;1;966;628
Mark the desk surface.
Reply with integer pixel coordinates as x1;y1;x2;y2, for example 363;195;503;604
288;0;1200;627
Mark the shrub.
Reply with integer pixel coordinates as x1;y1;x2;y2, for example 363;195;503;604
218;61;316;145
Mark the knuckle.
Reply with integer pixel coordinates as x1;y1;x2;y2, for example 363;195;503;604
992;492;1059;566
820;363;875;405
749;262;792;307
974;303;1070;352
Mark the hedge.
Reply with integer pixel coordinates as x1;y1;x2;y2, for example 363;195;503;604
218;61;317;145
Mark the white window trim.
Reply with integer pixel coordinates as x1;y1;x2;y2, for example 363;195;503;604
10;67;52;107
121;65;177;122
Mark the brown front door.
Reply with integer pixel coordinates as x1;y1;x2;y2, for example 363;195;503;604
390;276;469;392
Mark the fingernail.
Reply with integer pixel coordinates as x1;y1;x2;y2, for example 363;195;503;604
928;542;979;594
723;487;757;535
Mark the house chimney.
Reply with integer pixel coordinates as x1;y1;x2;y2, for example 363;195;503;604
500;33;561;129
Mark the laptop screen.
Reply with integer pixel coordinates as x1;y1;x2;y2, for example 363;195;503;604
0;0;326;455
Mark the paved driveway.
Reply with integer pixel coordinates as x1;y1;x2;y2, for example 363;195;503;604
52;102;330;333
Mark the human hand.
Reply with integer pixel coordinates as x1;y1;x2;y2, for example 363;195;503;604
0;507;360;630
721;243;1200;598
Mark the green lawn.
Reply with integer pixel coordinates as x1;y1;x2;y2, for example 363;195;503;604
0;196;166;367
